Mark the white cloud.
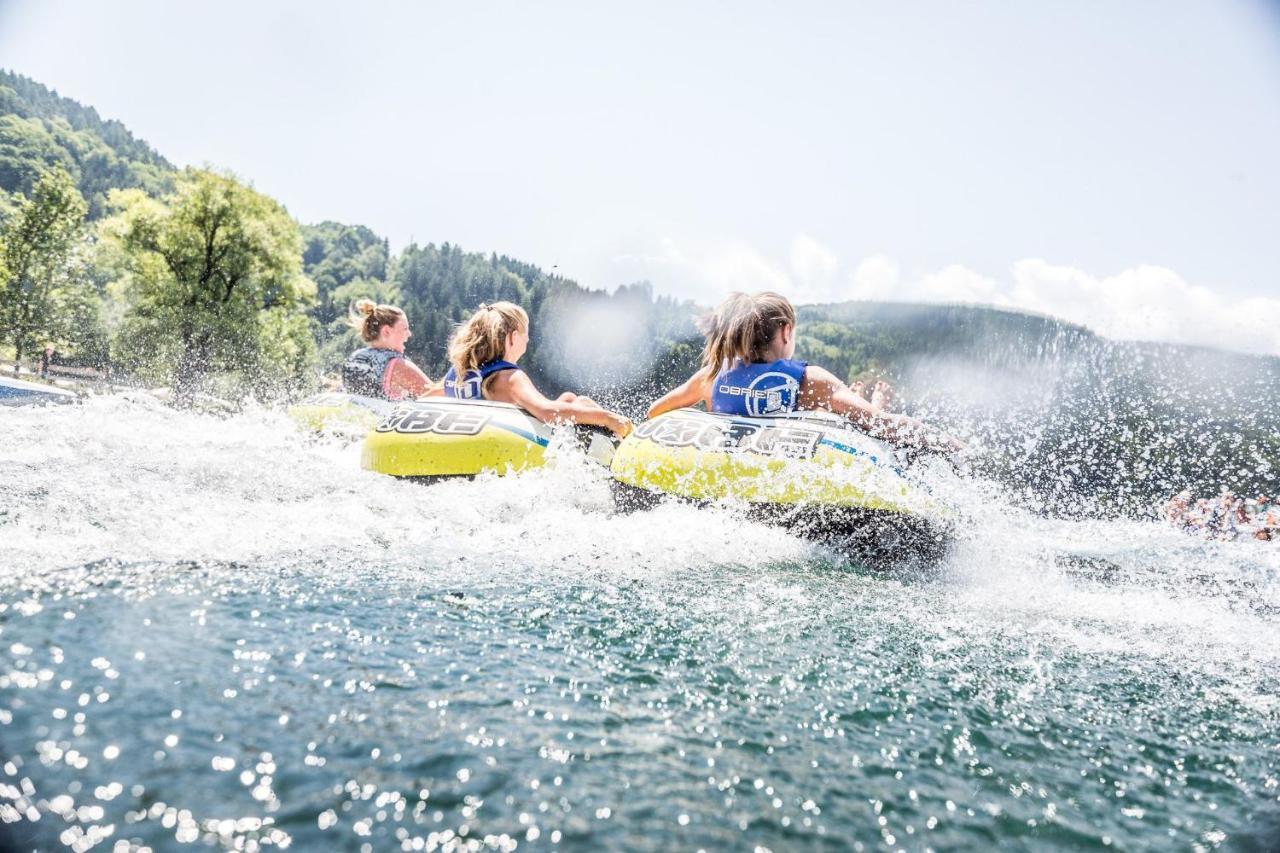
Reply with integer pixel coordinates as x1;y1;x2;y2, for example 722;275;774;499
788;234;840;305
838;256;1280;355
952;259;1280;355
700;242;791;296
848;255;901;301
611;236;800;306
613;237;1280;356
917;265;1009;305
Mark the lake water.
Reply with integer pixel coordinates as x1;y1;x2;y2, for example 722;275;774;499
1;396;1277;851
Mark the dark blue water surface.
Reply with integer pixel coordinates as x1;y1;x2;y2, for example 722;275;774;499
1;399;1278;851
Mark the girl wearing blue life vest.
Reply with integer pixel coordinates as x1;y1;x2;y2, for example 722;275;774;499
435;301;633;438
646;292;962;452
342;299;435;400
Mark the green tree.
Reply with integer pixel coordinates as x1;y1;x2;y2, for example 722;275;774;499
0;165;92;370
298;222;393;373
0;114;76;199
300;221;390;325
101;168;316;402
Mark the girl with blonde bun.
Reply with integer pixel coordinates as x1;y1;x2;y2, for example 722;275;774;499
342;299;434;400
437;302;632;438
647;291;962;452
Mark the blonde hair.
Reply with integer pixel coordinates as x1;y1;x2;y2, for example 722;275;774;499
448;301;529;380
348;298;406;343
698;291;796;370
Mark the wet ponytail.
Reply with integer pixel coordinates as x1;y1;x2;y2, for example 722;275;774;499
348;299;406;343
699;291;796;370
448;301;529;381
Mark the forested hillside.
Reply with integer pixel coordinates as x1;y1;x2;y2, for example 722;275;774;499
0;70;173;218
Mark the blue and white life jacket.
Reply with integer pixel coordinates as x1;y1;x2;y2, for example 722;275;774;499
342;347;405;399
442;360;521;399
710;358;808;417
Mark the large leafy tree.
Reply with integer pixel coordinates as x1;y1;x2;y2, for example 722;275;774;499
101;168;316;402
0;165;93;370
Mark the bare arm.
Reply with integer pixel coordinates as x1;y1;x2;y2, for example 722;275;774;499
646;367;714;419
800;366;963;452
386;358;435;399
490;371;632;437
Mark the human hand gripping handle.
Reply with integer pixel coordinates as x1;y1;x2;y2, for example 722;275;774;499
553;390;631;438
498;372;633;439
609;411;634;439
871;413;965;455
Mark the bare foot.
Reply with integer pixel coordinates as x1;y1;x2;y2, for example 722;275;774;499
871;380;895;412
850;380;868;400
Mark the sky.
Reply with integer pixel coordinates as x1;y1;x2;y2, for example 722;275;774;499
3;0;1280;353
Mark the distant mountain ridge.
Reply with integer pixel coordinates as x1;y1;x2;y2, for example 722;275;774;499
800;298;1280;379
795;300;1280;512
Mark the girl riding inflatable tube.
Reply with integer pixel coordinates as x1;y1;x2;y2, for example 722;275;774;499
611;291;962;562
289;298;433;435
361;301;628;478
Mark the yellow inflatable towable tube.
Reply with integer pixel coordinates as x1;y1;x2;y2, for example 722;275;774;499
611;409;941;513
610;408;951;562
360;398;619;479
289;392;394;436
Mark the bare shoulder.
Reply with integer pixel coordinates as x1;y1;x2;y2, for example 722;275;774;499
798;365;849;411
484;367;518;400
387;356;431;396
485;367;538;404
394;357;428;379
802;364;842;387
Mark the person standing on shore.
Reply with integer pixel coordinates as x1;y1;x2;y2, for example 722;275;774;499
342;299;435;400
39;345;54;379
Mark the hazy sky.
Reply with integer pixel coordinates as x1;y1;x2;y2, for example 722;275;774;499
3;1;1280;352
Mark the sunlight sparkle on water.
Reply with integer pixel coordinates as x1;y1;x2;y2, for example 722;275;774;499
0;397;1276;849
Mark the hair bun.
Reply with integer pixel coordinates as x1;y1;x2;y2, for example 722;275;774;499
355;298;376;316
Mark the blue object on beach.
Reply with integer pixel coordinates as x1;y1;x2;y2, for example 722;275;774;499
0;375;77;405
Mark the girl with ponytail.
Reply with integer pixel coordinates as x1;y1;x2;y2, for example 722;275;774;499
437;302;632;438
646;291;962;452
341;299;434;400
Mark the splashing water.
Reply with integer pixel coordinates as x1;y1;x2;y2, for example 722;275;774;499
1;396;1277;851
